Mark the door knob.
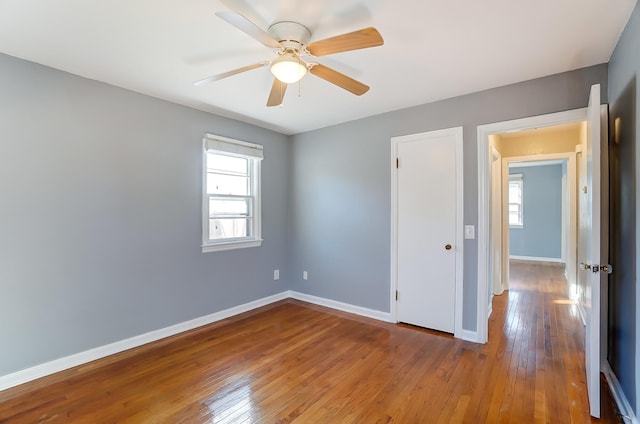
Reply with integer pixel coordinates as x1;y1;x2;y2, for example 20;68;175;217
445;244;452;250
579;262;591;271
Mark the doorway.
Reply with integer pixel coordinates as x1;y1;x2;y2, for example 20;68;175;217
478;92;609;418
477;108;590;343
489;123;581;309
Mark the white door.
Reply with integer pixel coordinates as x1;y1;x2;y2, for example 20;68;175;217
395;128;461;333
580;84;607;418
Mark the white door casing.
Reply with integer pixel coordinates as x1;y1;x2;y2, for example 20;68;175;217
391;127;464;337
490;148;504;296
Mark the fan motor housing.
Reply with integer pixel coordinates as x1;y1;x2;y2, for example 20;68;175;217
267;21;311;49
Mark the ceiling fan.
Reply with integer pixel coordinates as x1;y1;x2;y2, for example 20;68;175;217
193;9;384;107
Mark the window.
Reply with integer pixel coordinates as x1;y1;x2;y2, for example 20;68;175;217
202;134;263;252
508;173;523;228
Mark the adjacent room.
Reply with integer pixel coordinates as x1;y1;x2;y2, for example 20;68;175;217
1;0;639;422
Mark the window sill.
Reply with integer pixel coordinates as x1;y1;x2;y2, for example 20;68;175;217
202;239;263;253
509;225;523;229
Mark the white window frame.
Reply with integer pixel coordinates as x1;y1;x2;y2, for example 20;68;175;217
508;173;524;228
202;134;263;252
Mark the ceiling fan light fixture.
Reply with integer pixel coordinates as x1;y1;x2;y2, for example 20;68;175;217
271;53;307;84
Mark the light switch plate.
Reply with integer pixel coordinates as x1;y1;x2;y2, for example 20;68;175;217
464;225;475;239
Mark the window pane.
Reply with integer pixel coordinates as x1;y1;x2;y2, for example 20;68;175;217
207;153;247;175
508;204;519;213
209;198;249;216
209;218;249;239
509;212;520;225
509;184;521;202
207;173;249;195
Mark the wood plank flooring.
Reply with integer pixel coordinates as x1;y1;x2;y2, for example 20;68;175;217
0;262;622;422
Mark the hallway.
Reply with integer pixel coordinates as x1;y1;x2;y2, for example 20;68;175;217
494;260;620;422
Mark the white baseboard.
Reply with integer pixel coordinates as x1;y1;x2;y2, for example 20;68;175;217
288;290;393;323
289;291;484;344
603;361;638;424
0;291;289;392
0;291;394;392
457;329;480;343
509;255;564;263
2;290;475;393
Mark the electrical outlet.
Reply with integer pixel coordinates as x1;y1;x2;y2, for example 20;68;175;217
274;269;279;280
303;271;308;280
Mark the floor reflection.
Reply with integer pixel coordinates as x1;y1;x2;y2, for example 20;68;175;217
205;379;257;424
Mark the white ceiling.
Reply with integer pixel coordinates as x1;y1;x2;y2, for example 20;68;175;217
0;0;636;135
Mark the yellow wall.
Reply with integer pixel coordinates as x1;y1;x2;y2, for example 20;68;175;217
497;122;583;157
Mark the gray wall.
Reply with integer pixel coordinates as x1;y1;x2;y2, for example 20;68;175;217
0;53;291;376
509;165;563;259
290;64;608;331
0;50;615;381
608;1;639;415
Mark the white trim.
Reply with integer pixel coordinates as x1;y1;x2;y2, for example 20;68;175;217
288;291;393;323
499;154;510;291
509;159;565;167
454;128;465;340
204;133;264;159
477;107;588;344
457;329;481;343
0;291;289;392
561;162;568;266
603;361;638;424
390;127;465;339
201;239;263;252
508;255;564;263
390;139;399;322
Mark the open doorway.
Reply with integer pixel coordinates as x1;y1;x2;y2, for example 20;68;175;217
476;107;591;343
477;89;609;418
488;123;582;316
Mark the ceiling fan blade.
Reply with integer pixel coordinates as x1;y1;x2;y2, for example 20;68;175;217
309;64;369;96
307;27;383;57
193;62;267;86
216;11;282;49
267;78;287;107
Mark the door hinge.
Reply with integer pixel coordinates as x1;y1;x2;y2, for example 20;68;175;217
395;290;398;301
396;157;399;168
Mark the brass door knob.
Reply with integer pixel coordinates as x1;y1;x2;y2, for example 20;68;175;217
445;244;452;250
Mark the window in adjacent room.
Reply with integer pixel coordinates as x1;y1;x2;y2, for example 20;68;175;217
508;173;523;228
202;134;263;252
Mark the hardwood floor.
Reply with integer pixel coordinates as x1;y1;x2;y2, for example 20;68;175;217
0;262;622;423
